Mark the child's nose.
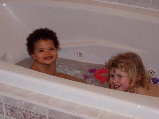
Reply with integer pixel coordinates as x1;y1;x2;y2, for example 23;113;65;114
45;50;51;54
113;77;119;83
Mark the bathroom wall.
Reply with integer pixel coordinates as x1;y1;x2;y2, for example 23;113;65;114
101;0;159;10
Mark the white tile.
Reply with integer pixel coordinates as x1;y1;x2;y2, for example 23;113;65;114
25;92;54;105
0;94;3;103
0;103;4;115
48;96;101;118
0;114;4;119
48;108;88;119
0;83;13;95
151;0;159;10
4;116;15;119
98;110;134;119
3;96;47;116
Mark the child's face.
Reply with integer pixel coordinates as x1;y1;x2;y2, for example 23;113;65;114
109;68;131;92
31;39;58;65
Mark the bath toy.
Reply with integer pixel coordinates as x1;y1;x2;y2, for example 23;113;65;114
151;77;159;85
83;75;90;80
88;68;97;73
94;68;108;83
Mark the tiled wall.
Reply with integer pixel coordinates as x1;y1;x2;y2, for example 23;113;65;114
0;83;88;119
0;82;132;119
100;0;159;10
1;96;88;119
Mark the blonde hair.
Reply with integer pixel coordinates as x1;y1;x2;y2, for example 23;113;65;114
105;52;150;93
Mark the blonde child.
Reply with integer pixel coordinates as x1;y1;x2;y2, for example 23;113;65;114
105;52;159;97
26;28;86;84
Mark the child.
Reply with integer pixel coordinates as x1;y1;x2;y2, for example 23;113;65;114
105;52;159;97
26;28;86;84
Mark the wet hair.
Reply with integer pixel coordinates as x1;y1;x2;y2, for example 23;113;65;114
105;52;150;93
26;28;60;55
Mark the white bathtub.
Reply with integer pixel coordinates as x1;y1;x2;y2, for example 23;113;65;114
0;0;159;118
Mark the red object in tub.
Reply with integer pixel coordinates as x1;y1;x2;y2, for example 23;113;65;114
94;68;108;83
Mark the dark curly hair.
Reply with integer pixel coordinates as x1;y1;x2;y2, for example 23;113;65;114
26;28;60;55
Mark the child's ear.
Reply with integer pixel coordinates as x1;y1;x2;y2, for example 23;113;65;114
137;74;141;81
31;53;36;59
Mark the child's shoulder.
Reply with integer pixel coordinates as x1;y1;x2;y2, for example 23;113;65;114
136;83;159;97
135;86;149;96
148;83;159;97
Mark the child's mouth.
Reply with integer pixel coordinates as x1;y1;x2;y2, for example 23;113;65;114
44;56;52;60
113;85;121;90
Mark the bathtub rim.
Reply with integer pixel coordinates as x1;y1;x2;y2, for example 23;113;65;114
0;60;159;119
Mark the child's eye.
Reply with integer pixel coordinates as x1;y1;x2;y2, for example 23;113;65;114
110;75;114;78
38;49;44;52
118;75;122;78
50;48;56;51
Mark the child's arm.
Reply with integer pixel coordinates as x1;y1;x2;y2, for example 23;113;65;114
56;73;87;84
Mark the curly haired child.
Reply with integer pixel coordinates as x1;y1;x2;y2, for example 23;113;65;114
26;28;86;84
105;52;159;97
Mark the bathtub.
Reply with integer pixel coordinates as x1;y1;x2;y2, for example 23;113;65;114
0;0;159;119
